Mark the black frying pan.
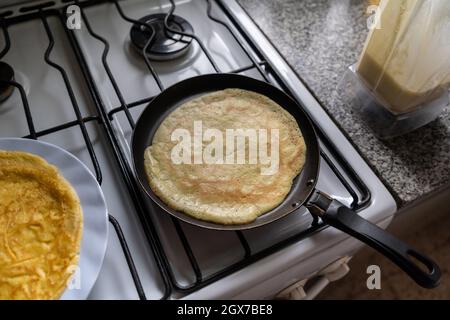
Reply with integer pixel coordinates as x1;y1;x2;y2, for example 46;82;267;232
131;73;440;289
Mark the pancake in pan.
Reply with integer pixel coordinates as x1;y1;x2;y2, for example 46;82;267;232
144;89;306;225
0;151;83;300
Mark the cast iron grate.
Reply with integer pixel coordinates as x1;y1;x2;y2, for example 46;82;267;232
0;0;370;300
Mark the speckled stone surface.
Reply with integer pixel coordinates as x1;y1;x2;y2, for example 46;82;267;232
237;0;450;205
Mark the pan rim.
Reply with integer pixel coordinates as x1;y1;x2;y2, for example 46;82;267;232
131;73;320;231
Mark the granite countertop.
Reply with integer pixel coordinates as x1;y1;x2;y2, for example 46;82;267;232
238;0;450;206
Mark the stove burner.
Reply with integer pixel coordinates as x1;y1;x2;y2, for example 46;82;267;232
130;14;194;61
0;61;14;102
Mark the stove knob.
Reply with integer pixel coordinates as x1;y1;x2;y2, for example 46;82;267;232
276;256;351;300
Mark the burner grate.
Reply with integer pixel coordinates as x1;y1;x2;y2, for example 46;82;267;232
0;0;371;299
130;13;194;61
0;3;149;299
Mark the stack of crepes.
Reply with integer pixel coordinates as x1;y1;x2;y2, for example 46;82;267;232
0;151;83;300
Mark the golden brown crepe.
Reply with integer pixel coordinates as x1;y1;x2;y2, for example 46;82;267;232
144;89;306;225
0;151;83;300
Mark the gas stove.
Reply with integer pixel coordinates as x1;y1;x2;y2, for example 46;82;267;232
0;0;396;300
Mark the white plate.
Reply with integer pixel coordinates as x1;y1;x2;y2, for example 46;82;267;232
0;138;108;300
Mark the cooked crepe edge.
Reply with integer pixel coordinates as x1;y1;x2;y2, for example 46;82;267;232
144;152;295;225
0;150;52;167
51;168;83;300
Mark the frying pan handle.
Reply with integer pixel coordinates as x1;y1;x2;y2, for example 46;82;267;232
307;191;441;289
